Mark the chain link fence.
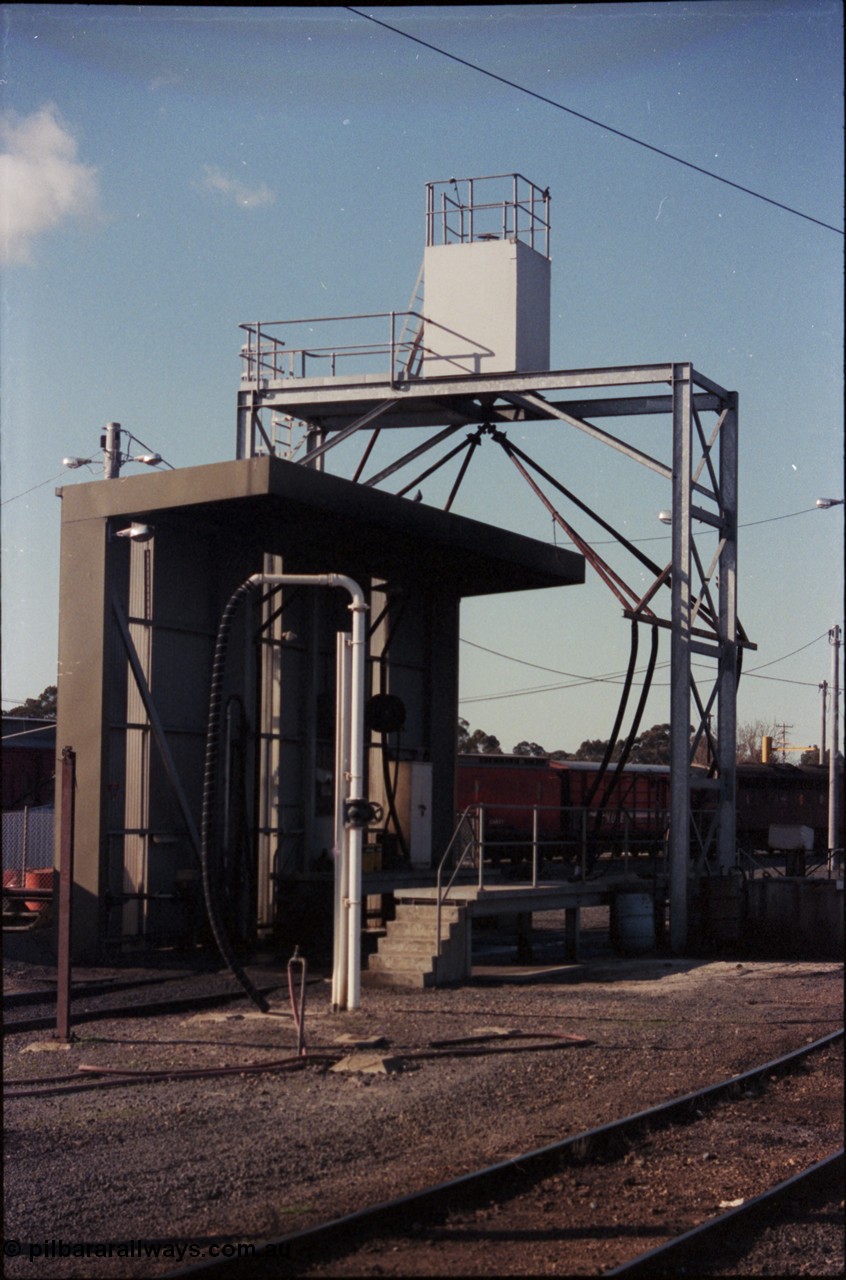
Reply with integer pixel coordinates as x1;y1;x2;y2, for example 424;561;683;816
2;806;55;878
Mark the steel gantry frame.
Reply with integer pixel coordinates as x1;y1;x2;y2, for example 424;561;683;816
237;359;754;952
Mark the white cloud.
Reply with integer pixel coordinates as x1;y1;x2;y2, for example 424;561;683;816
199;164;275;210
0;104;100;265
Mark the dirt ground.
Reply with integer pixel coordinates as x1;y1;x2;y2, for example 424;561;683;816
3;910;843;1277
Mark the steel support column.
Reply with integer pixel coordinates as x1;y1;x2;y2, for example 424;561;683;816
669;364;693;952
716;392;739;872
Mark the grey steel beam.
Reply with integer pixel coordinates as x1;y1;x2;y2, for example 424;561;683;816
111;591;201;858
717;394;739;873
691;367;731;398
242;364;678;415
496;393;723;421
298;399;400;467
501;391;674;481
669;363;693;953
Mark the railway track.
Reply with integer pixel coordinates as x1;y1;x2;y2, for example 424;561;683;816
1;972;290;1035
160;1030;842;1278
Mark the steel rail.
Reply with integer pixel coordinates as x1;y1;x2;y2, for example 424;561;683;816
1;981;286;1036
3;1034;591;1100
604;1149;844;1276
162;1029;843;1279
2;973;189;1009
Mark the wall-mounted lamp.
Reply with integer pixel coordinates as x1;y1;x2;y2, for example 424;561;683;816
115;523;155;543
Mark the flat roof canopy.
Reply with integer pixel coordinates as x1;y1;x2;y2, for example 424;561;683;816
58;456;584;597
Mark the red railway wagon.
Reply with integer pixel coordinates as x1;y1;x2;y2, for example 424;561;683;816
734;762;828;853
455;755;673;861
455;754;563;850
551;760;671;848
456;754;831;863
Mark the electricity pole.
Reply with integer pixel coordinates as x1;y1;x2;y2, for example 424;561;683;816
829;625;842;862
103;422;121;480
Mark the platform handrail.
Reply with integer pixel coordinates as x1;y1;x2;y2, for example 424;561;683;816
239;311;493;386
434;806;482;962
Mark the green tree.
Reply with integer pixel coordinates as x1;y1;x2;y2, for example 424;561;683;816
512;740;547;757
573;737;621;762
2;685;57;719
457;718;502;754
627;723;672;764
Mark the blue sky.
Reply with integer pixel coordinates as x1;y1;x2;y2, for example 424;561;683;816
1;3;843;758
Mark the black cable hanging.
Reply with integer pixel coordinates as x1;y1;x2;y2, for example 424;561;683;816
584;617;639;810
596;623;661;820
487;429;667;836
370;596;411;863
201;579;270;1014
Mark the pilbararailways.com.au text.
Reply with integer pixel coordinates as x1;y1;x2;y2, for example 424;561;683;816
4;1239;295;1265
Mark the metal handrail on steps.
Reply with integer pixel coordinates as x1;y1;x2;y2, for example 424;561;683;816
434;806;484;967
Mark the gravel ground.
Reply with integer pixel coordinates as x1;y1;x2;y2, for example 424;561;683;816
3;911;843;1278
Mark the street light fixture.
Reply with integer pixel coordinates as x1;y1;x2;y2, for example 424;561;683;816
62;423;169;480
815;498;844;509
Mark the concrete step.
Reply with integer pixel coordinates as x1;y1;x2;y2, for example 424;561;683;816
376;937;448;958
365;901;469;987
368;951;434;975
393;904;462;923
362;967;434;989
384;919;458;942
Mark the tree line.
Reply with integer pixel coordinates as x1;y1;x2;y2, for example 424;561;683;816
458;716;822;767
3;688;822;767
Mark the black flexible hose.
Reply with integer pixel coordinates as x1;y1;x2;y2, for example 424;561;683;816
375;600;411;862
584;617;639;809
201;578;270;1014
597;623;661;814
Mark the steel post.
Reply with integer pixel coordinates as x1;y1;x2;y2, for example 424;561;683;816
669;364;692;952
829;625;841;860
56;747;76;1042
717;392;739;872
103;422;121;480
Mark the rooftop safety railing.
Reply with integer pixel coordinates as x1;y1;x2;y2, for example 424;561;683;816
425;173;551;256
239;311;493;385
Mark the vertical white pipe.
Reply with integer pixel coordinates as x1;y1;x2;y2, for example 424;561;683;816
250;573;368;1010
332;634;351;1010
344;583;368;1012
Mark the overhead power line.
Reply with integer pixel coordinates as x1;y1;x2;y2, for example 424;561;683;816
344;6;843;236
460;631;831;703
1;471;70;506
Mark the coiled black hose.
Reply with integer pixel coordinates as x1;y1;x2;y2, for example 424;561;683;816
201;578;270;1014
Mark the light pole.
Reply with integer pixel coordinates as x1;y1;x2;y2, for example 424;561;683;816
814;499;843;864
62;422;166;479
829;624;841;864
811;498;844;864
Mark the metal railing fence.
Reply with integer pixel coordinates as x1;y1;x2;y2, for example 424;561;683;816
239;311;494;386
